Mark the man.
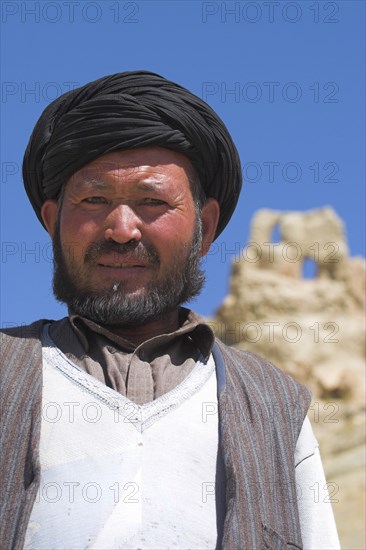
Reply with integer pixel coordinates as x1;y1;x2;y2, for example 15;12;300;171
1;71;339;549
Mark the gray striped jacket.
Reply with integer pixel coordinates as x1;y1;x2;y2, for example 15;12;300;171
0;321;311;549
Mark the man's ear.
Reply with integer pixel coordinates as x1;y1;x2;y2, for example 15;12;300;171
41;199;58;238
200;198;220;257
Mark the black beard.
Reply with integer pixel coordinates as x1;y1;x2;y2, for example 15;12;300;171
51;219;205;326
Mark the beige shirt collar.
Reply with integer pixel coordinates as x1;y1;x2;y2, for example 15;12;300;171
68;307;215;362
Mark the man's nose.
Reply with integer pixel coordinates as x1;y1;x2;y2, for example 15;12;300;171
104;204;142;243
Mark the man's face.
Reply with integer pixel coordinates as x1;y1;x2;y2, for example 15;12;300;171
41;147;219;325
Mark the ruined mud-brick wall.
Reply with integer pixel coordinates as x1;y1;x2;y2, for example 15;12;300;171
211;207;365;549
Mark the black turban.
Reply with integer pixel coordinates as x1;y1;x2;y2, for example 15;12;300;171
23;70;242;238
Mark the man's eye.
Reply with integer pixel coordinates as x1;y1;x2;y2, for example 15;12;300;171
142;198;167;206
83;197;108;204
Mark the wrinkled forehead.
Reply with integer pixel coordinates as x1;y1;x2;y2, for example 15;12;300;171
65;147;198;189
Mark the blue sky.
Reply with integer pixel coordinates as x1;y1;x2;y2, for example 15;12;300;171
1;0;365;326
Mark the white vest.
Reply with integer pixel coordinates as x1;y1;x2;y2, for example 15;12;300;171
24;325;221;550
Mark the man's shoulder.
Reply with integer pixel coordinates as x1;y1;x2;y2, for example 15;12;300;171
0;321;50;405
1;319;50;340
214;337;311;402
0;319;53;368
214;336;280;371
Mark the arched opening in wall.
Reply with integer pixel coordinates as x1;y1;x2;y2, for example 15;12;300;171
270;224;281;243
302;257;318;279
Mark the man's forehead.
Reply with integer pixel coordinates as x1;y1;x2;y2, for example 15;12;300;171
70;163;164;180
68;148;195;181
67;164;190;190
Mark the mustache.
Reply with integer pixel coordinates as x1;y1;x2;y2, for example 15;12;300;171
84;240;160;266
